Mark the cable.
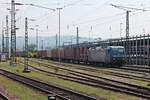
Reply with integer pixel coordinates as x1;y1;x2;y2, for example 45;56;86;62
78;9;147;30
71;12;125;25
26;3;56;11
79;10;148;38
63;0;86;8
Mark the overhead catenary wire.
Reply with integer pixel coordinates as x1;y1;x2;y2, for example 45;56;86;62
70;12;126;26
75;10;147;39
2;0;150;39
25;3;56;11
67;1;148;34
75;10;147;31
62;0;86;8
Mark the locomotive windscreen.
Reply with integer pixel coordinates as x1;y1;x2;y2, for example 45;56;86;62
111;47;125;56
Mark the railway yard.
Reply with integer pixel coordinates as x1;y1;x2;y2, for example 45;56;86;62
1;0;150;100
0;58;149;100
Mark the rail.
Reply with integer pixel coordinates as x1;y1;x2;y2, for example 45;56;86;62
0;69;97;100
24;59;150;99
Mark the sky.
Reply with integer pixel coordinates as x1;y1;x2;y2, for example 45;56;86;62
0;0;150;40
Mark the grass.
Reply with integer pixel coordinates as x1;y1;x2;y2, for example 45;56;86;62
30;58;145;77
31;60;150;88
30;58;150;88
0;75;47;100
0;61;143;100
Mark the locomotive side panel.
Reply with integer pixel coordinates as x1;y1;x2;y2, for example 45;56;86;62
88;47;107;63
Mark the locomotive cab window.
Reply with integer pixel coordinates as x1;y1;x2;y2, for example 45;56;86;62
118;48;124;53
111;47;125;55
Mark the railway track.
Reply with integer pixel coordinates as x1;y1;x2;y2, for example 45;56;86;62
105;65;150;76
54;61;150;74
57;60;150;74
0;93;8;100
0;69;97;100
116;66;150;73
125;65;150;69
30;59;150;82
25;60;150;99
46;59;150;79
33;59;150;74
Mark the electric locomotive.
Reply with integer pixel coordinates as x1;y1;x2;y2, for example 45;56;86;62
88;46;125;65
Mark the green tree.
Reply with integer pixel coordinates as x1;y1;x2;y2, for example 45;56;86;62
28;44;37;57
28;44;36;52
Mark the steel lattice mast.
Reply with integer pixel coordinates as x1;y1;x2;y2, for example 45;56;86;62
6;15;9;59
36;28;38;51
10;0;16;66
23;17;30;72
2;27;4;53
110;4;145;64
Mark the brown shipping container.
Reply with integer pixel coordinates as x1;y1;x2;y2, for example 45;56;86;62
59;48;64;59
51;49;58;59
73;46;80;61
37;50;47;58
64;46;74;60
47;50;52;58
79;46;88;62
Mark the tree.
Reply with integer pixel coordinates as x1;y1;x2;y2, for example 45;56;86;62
28;44;37;57
28;44;36;52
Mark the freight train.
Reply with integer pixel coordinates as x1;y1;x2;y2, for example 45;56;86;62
36;45;125;66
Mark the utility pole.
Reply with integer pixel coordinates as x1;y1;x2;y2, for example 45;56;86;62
110;4;145;64
126;11;129;39
76;27;79;45
70;36;73;44
89;26;92;42
6;15;9;59
57;8;63;63
41;40;43;50
56;34;58;48
10;0;17;66
36;28;38;51
2;27;4;53
110;4;145;39
126;11;130;63
120;23;123;38
23;17;30;72
76;27;79;63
